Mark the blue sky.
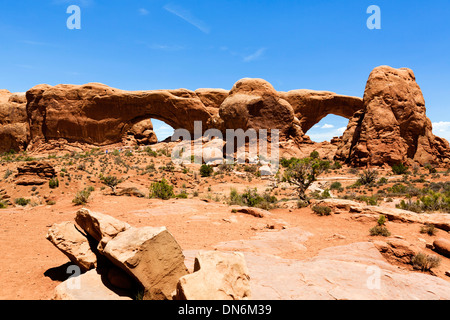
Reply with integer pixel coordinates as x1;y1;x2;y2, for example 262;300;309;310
0;0;449;141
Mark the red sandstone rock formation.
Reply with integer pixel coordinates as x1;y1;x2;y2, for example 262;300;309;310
336;66;450;166
0;66;447;166
0;90;30;153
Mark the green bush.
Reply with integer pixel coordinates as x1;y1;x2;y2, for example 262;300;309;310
200;164;213;177
369;225;391;237
149;179;174;200
15;198;31;207
144;147;157;157
49;178;59;189
391;163;409;175
377;214;387;226
357;169;378;185
420;224;436;236
412;253;441;272
176;190;188;199
0;201;8;209
378;177;388;184
424;164;437;174
101;175;121;192
310;151;320;159
241;188;264;207
311;205;332;216
331;161;342;170
330;182;342;190
72;189;91;206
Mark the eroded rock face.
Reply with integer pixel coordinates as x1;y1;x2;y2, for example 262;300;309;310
336;66;450;166
15;161;56;186
219;78;303;140
0;91;30;154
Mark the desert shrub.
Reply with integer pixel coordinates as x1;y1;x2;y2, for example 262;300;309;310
411;253;441;272
149;179;174;200
397;199;422;213
145;164;156;173
392;163;409;175
420;224;436;236
369;215;390;236
3;169;13;180
72;189;91;205
357;169;379;186
144;147;157;157
241;188;264;207
229;188;244;206
424;163;437;174
101;175;121;193
377;214;387;226
357;195;379;206
369;225;391;237
49;178;59;189
388;183;408;195
229;188;275;209
200;164;213;177
297;200;309;208
311;205;332;216
331;161;342;170
330;182;342;190
310;151;320;159
0;201;8;209
176;190;188;199
378;177;388;184
15;198;31;207
218;162;233;173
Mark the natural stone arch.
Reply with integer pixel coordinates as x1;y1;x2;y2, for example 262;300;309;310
279;90;364;134
25;83;213;149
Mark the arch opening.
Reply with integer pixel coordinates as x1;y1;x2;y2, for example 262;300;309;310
305;114;349;143
151;119;175;143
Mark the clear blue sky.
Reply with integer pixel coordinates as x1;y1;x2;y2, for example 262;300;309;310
0;0;449;141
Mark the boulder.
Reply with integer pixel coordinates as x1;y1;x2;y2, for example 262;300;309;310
175;251;251;300
74;208;131;251
46;222;97;272
123;119;158;146
52;269;132;300
433;238;450;258
102;226;189;300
